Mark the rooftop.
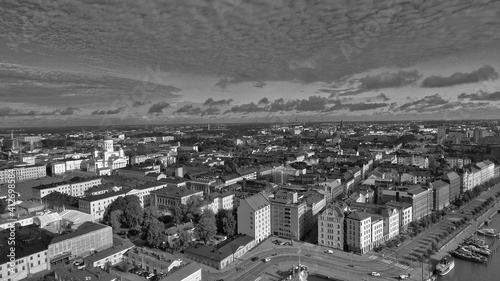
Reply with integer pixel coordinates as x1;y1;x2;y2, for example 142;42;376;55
151;186;203;198
242;192;270;211
50;222;111;244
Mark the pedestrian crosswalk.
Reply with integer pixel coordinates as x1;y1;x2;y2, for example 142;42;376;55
394;263;413;271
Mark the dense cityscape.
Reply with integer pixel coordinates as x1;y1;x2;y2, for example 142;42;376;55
1;120;500;281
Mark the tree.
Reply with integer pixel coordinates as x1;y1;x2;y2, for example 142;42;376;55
110;210;123;232
222;213;237;237
123;195;143;227
143;206;160;222
178;229;193;249
196;210;217;243
173;205;184;225
103;196;127;222
145;219;165;248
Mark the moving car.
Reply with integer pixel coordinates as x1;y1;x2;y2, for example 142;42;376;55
264;257;271;262
370;272;381;276
325;250;334;254
399;274;410;280
251;257;259;261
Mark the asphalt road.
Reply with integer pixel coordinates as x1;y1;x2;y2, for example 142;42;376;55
208;246;411;281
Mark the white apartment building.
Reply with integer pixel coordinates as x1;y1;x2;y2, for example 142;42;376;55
32;178;103;200
463;160;495;192
0;247;48;281
385;201;412;232
444;157;471;168
237;193;271;243
318;206;344;249
381;208;399;240
201;193;234;214
371;216;384;247
79;189;133;221
50;162;66;175
345;212;372;254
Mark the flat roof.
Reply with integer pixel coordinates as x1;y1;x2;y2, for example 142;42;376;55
79;188;132;202
85;238;134;262
151;186;203;198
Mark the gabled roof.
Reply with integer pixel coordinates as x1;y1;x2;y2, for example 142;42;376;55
242;192;270;211
35;213;62;225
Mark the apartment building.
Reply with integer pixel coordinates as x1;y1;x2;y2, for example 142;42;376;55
152;186;204;211
380;185;433;221
345;212;372;254
270;190;307;240
381;208;399;240
371;216;384;247
397;154;429;169
462;160;495;192
0;164;47;184
442;171;461;202
32;178;103;200
0;226;49;281
48;222;113;262
78;189;132;221
431;180;450;210
50;162;66;175
318;205;344;249
385;201;412;232
400;171;433;185
84;239;135;269
444;157;471;168
201;193;234;214
237;193;271;243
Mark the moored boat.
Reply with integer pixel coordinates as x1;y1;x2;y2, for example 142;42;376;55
451;248;488;263
477;228;499;237
435;255;455;276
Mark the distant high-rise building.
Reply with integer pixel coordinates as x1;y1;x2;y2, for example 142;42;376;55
473;128;483;143
437;125;447;145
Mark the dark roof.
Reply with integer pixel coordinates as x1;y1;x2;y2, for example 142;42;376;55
184;235;254;262
385;201;412;209
431;180;449;190
163;262;200;280
242;193;270;211
85;238;134;262
151;186;203;198
346;211;371;221
0;226;50;264
50;222;110;244
79;188;132;202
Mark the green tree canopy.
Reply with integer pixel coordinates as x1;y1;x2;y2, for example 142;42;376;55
145;219;165;248
196;209;217;243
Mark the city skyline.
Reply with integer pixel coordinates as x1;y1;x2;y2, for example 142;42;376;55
1;0;500;128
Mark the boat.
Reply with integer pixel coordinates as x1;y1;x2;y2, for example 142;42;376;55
466;245;491;256
451;248;488;263
477;228;499;237
435;255;455;276
464;237;489;249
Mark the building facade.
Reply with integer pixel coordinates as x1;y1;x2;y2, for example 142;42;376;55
318;206;344;249
237;193;271;242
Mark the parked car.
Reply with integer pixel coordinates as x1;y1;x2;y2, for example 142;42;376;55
251;257;259;261
371;272;381;276
77;264;85;270
146;273;155;280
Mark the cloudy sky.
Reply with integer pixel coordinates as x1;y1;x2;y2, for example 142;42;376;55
1;0;500;127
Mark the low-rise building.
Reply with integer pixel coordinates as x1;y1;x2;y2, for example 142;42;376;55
152;186;204;211
84;238;135;269
184;235;256;270
54;266;116;281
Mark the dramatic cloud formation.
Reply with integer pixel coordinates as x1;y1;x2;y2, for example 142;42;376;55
147;102;171;114
258;97;270;105
203;98;233;106
421;65;499;88
359;71;421;89
91;107;126;115
458;91;500;101
399;94;448;111
376;93;390;101
1;0;500;125
56;107;81;115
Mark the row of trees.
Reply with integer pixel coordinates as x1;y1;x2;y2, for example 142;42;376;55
454;177;500;208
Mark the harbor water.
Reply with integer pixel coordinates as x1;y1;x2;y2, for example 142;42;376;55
438;212;500;281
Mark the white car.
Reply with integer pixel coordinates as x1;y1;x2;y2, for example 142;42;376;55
146;273;155;279
371;272;380;276
264;257;271;262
